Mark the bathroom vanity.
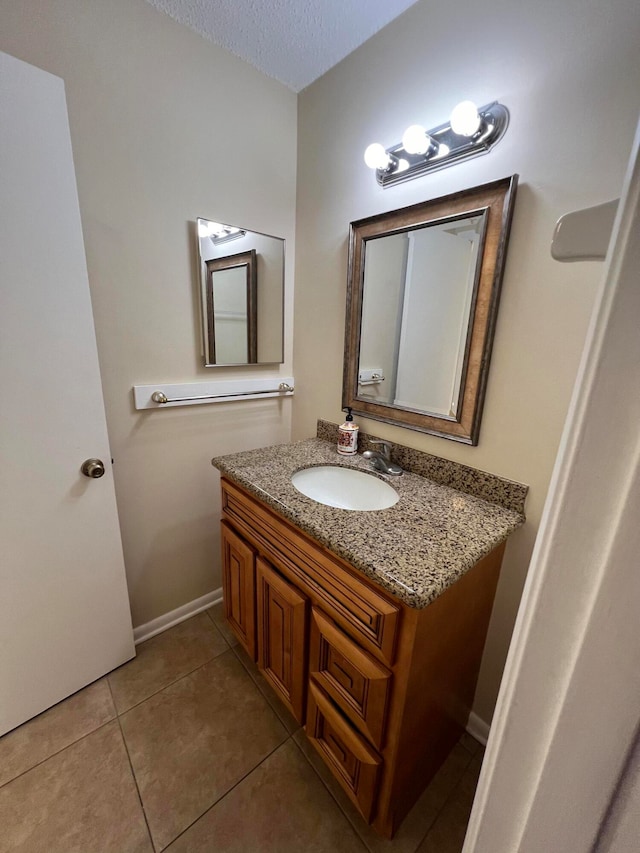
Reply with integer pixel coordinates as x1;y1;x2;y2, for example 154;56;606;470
212;427;526;837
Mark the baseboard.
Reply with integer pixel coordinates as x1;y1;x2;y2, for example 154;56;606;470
133;588;223;645
466;711;490;746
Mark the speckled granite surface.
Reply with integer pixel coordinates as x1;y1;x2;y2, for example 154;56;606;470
317;420;528;515
211;437;526;609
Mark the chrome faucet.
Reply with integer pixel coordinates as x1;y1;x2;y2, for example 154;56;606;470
362;440;403;476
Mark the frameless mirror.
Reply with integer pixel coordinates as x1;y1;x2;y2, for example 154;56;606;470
343;176;518;444
197;218;285;366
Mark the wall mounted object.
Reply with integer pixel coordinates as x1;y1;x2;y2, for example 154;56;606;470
197;218;285;366
364;101;509;188
343;175;518;445
133;377;294;410
551;199;618;262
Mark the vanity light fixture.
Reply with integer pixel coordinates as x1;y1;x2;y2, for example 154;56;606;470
210;226;246;245
364;100;509;188
197;219;246;245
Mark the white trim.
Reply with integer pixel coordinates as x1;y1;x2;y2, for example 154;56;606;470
464;119;640;853
466;712;490;747
133;588;223;645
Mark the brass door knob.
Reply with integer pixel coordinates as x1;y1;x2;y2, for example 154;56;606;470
81;458;105;478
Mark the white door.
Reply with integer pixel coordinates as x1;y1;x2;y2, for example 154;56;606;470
0;52;135;736
464;119;640;852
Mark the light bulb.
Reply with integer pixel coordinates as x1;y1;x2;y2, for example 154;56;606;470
198;220;217;238
402;125;432;155
450;101;481;137
364;143;391;171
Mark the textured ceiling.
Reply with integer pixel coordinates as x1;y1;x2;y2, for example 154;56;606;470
145;0;421;92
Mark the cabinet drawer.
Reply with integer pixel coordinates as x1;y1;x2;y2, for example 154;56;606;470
221;521;256;659
309;608;391;749
306;682;381;822
256;557;307;724
222;479;399;665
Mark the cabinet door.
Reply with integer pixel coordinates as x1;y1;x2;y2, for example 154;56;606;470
309;608;391;749
256;557;307;723
221;521;256;659
306;682;382;822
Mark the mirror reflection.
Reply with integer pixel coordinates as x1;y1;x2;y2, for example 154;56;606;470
343;176;518;444
358;213;485;418
197;218;284;366
206;250;257;364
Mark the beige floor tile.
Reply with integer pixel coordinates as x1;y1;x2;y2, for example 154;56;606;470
414;743;476;815
0;720;152;853
166;739;367;852
458;731;482;756
120;649;289;851
232;642;301;734
0;678;115;788
108;612;229;713
206;602;238;648
294;732;473;853
416;754;483;853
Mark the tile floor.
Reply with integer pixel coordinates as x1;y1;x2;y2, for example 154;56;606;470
0;607;484;852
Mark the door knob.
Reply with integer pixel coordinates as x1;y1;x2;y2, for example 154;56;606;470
81;458;105;478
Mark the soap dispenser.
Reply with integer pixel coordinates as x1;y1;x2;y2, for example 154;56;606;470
337;408;359;455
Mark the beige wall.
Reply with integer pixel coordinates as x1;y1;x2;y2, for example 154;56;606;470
4;0;640;724
294;0;640;721
0;0;297;626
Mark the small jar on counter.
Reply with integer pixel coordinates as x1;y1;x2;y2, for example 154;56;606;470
337;408;359;455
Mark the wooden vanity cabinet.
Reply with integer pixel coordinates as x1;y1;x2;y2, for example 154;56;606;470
219;477;504;838
221;521;256;659
256;557;307;723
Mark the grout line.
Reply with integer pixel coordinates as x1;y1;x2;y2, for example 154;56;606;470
159;738;292;850
229;644;300;735
115;728;156;850
412;811;440;853
111;622;289;850
203;605;218;625
459;732;482;757
0;613;227;791
417;746;476;851
1;613;231;790
0;675;120;791
113;631;232;718
289;734;371;852
108;678;157;852
0;715;117;792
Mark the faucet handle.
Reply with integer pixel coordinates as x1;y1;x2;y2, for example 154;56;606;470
370;439;392;459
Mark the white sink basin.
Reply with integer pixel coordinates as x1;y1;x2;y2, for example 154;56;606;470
291;465;399;511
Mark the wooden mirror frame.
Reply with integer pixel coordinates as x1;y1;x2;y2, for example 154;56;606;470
205;249;257;364
342;175;518;445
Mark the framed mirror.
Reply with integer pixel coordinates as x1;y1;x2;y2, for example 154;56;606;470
197;218;285;366
342;175;518;445
205;250;257;364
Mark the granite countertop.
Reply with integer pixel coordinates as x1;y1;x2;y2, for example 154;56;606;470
211;437;525;609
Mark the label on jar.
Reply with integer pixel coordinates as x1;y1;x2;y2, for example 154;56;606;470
337;425;358;455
